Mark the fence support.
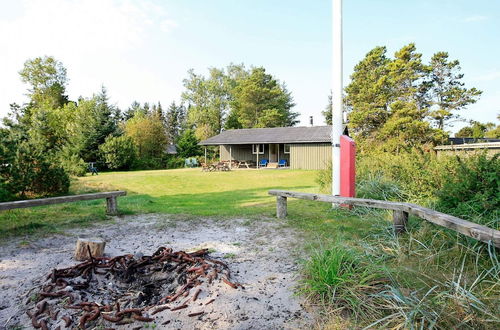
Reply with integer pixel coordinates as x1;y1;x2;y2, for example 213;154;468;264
393;210;408;234
276;196;287;219
106;197;118;215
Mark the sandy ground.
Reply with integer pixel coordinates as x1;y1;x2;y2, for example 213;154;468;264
0;214;313;329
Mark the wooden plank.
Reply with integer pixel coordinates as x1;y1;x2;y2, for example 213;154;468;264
0;191;127;211
268;190;500;248
268;190;410;212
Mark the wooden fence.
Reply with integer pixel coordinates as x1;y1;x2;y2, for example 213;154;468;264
0;191;127;216
268;190;500;248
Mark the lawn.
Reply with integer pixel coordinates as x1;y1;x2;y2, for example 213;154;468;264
0;168;377;239
1;168;498;327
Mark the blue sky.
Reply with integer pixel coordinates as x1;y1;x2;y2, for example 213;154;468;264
0;0;498;132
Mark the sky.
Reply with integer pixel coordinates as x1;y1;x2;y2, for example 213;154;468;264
0;0;499;133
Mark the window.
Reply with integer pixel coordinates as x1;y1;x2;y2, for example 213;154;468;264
252;144;264;154
284;144;291;154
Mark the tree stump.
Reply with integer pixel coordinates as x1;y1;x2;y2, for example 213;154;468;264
74;238;106;261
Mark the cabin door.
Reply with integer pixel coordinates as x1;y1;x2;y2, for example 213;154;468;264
269;144;278;162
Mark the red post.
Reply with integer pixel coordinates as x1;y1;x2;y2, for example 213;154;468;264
340;135;355;201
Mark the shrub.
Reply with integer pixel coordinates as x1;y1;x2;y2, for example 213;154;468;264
437;153;499;223
59;147;87;176
177;129;202;158
99;135;136;170
166;157;185;169
5;142;69;197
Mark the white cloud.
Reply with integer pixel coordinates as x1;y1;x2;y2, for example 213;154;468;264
0;0;178;117
463;15;488;22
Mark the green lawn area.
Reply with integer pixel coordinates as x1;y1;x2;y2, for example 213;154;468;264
2;168;497;327
0;168;378;239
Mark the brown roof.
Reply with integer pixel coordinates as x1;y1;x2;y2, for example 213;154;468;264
199;126;335;145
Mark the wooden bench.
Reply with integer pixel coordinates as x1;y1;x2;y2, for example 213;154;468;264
0;191;127;216
268;190;500;248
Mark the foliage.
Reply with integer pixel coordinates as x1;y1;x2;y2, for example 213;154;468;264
124;111;168;168
456;120;497;138
19;56;68;109
165;101;186;143
2;142;69;197
231;67;298;128
99;135;136;170
428;52;482;129
338;44;481;150
182;67;232;139
183;64;298;140
65;87;120;163
437;153;499;222
166;157;186;169
176;129;203;158
58;146;87;176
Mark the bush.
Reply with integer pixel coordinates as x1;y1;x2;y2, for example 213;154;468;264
59;147;87;176
5;142;69;197
177;129;203;158
437;153;499;223
0;179;13;202
99;135;136;170
166;157;185;169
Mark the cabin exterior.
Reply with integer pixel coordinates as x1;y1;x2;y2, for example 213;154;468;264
199;126;334;170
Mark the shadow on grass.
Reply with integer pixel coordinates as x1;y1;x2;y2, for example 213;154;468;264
0;186;313;238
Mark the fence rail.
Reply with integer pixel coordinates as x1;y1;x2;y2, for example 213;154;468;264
268;190;500;248
0;191;127;215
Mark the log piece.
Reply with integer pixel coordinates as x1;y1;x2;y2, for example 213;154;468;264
74;238;106;261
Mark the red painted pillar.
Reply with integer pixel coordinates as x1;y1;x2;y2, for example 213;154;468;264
340;135;355;198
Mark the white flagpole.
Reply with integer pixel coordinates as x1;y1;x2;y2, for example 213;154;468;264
331;0;343;197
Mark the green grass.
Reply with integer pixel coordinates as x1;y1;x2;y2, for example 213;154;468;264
2;167;497;328
2;168;376;238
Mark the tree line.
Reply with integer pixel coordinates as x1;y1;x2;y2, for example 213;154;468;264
323;43;498;151
0;57;298;200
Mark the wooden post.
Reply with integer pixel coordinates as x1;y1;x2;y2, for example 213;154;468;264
74;238;106;261
204;147;207;164
256;145;259;169
106;196;118;215
276;196;287;219
393;210;408;234
229;145;232;169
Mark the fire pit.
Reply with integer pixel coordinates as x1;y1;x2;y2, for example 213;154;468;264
26;247;242;329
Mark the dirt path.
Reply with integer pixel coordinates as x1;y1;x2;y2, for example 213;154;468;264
0;215;313;329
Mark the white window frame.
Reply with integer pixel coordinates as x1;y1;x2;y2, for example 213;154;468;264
284;144;291;154
252;144;264;154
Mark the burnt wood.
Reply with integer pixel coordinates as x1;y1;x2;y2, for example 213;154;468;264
268;190;500;248
0;191;126;215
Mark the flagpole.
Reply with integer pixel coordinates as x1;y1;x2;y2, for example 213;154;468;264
331;0;343;197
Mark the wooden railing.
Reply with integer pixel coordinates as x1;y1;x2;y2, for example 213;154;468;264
0;191;127;216
268;190;500;248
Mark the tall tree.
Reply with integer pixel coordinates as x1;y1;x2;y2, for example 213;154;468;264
165;101;186;143
19;56;69;110
182;67;232;140
124;111;167;161
345;46;391;137
427;52;482;129
231;67;298;128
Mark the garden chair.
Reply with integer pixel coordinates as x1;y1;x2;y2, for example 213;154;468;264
278;159;287;167
184;158;192;167
259;159;269;167
191;158;199;167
